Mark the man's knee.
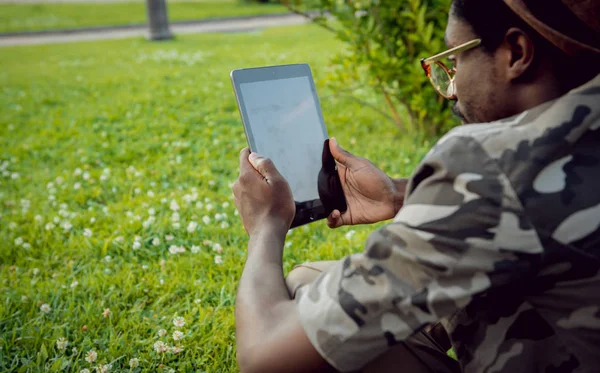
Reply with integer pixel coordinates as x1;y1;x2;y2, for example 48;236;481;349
285;261;338;298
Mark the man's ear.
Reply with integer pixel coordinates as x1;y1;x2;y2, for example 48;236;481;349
503;27;536;81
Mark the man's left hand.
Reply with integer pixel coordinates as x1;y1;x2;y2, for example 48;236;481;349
232;148;296;236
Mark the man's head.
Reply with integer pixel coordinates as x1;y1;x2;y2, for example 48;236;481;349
446;0;600;124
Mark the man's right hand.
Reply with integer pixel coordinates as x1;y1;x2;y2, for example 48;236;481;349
327;138;407;228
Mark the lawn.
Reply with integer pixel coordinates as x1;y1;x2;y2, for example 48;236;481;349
0;0;288;33
0;25;432;371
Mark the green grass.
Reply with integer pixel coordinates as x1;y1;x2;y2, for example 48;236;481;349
0;25;431;371
0;0;288;33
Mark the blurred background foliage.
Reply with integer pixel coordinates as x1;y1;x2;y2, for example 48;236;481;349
282;0;456;134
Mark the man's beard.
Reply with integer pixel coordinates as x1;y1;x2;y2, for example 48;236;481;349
452;102;469;124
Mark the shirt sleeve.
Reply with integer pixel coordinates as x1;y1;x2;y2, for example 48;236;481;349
295;134;545;372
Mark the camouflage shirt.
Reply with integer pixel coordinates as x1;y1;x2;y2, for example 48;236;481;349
296;74;600;373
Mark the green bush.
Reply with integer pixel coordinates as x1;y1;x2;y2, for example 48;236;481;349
284;0;455;134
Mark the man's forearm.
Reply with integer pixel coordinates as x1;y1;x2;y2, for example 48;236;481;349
235;221;293;363
391;177;409;214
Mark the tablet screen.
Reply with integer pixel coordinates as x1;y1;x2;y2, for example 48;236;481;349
239;77;327;203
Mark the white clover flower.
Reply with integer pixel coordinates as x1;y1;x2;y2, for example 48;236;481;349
33;268;40;276
214;255;223;265
203;240;212;246
205;204;213;211
187;221;198;233
21;295;28;302
104;255;111;262
11;172;19;180
83;228;93;238
169;200;180;211
133;241;141;250
202;216;211;224
70;280;79;288
147;190;155;197
165;234;174;242
153;340;168;353
172;222;181;230
171;212;180;222
129;358;139;368
222;202;230;208
40;303;51;314
170;346;183;354
158;329;167;337
345;230;356;240
285;241;292;249
114;236;124;243
190;245;200;254
62;222;72;231
74;183;81;190
85;349;97;363
14;237;23;246
82;172;90;180
173;316;185;328
74;168;82;176
56;337;68;351
213;243;223;254
220;222;229;229
100;174;108;182
72;347;78;355
172;331;184;341
35;215;43;223
96;363;111;373
134;188;141;194
80;369;90;373
134;235;142;242
152;237;160;246
194;298;202;304
45;222;55;230
102;308;111;318
148;208;156;215
354;9;368;18
168;245;179;255
195;201;204;209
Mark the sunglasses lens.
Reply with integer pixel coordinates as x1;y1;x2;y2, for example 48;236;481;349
429;62;452;98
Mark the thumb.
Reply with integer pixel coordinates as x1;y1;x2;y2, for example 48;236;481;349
330;137;356;168
249;152;277;178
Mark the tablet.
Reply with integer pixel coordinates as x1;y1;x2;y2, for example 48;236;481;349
231;63;347;228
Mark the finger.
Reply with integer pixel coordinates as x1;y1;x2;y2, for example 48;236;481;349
326;209;343;229
239;148;251;173
248;153;278;179
330;137;355;168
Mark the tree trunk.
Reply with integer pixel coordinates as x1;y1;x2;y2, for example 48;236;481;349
146;0;173;41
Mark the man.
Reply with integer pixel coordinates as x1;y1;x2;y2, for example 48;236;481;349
232;0;600;372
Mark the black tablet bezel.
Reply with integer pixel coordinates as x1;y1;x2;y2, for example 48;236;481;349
230;63;329;228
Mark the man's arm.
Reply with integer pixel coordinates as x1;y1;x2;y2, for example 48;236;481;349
235;221;334;373
232;149;334;373
391;177;408;213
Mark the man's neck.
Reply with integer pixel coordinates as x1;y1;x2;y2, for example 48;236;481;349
512;73;565;114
